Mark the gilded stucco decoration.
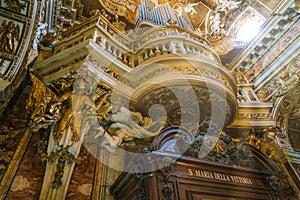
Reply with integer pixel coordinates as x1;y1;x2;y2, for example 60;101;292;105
273;86;299;152
2;0;26;13
0;0;39;117
173;2;200;16
257;57;300;103
0;16;24;80
208;0;240;39
98;0;139;24
0;0;300;199
26;67;173;189
27;74;60;132
27;70;100;190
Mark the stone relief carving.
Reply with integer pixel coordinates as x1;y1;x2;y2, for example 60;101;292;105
209;0;240;39
238;112;272;120
0;20;20;53
185;129;254;168
85;55;121;80
27;69;110;188
121;64;231;89
257;58;300;102
3;0;26;13
173;2;200;16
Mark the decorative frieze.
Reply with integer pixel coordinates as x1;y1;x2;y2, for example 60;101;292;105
239;112;272;120
1;0;28;15
257;57;300;103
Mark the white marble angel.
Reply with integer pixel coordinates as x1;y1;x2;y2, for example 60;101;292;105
173;2;200;16
97;106;166;150
214;0;240;13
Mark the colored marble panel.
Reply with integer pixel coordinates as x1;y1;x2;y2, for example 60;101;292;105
0;92;28;182
65;147;96;200
6;134;46;199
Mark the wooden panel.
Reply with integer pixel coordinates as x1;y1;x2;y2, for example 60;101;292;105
111;152;277;200
175;179;270;200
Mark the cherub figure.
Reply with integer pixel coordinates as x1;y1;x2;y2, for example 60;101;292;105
209;12;223;37
214;0;240;13
0;20;20;53
183;2;200;15
173;2;200;16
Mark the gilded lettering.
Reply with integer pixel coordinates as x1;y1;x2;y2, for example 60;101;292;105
187;170;253;185
188;169;193;176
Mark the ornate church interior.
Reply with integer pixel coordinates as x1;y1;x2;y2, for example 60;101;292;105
0;0;300;199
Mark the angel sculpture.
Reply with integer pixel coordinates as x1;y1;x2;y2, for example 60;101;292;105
173;2;200;16
97;106;167;150
0;20;20;53
214;0;240;13
209;12;223;37
27;70;108;137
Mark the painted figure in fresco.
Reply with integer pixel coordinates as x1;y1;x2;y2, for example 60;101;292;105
0;21;20;53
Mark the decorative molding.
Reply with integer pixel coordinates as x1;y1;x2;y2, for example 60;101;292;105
239;112;272;119
0;128;32;198
257;57;300;103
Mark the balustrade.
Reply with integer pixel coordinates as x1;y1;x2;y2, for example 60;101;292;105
51;14;221;68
